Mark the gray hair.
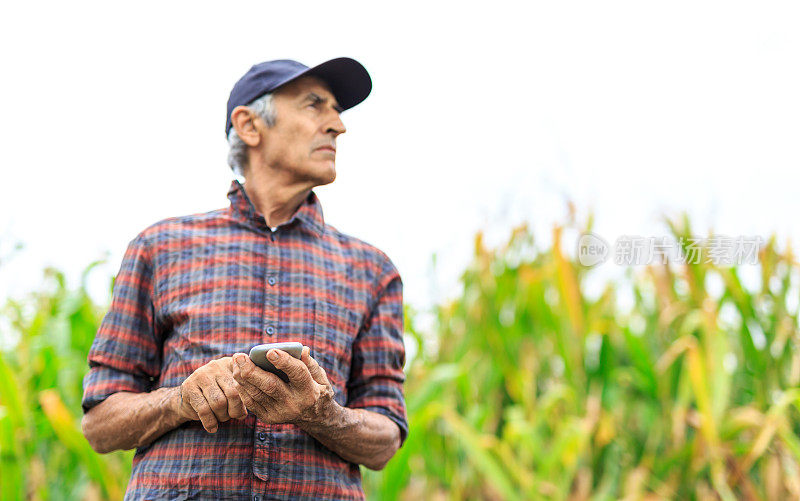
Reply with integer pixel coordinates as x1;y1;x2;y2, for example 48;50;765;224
227;93;277;177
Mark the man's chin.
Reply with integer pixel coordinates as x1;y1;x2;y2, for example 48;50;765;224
296;161;336;187
317;163;336;185
306;168;335;187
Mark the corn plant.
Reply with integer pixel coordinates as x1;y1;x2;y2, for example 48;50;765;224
364;214;800;500
0;264;133;500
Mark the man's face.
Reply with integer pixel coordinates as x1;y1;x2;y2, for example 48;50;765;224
257;75;346;186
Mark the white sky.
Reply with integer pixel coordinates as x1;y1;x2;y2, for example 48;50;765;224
1;1;799;317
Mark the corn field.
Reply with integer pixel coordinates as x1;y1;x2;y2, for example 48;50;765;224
0;263;133;500
2;213;800;499
363;215;800;500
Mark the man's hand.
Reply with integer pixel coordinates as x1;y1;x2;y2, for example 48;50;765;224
178;356;248;433
231;346;335;425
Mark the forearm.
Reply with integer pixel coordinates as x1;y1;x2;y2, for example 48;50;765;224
296;397;401;470
81;386;188;453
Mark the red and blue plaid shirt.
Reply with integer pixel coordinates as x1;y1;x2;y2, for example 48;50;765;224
82;180;408;500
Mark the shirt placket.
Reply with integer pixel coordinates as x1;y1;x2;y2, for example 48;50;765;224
252;227;280;499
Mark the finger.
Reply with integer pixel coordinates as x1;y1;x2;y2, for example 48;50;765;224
187;385;220;433
217;373;247;419
236;378;276;418
225;354;246;373
232;353;261;382
246;368;288;400
232;354;287;400
197;374;232;425
268;349;313;389
301;347;330;385
232;355;253;385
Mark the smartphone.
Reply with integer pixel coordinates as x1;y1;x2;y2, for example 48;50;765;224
248;342;304;383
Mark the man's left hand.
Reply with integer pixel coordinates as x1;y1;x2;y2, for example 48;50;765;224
231;346;335;426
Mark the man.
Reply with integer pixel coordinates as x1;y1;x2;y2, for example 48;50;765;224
81;57;408;500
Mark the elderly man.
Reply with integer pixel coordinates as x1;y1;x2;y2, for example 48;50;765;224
80;57;407;500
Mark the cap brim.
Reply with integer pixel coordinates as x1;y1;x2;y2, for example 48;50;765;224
293;57;372;111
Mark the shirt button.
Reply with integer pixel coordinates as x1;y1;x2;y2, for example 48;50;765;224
257;432;267;441
266;326;274;335
268;276;276;286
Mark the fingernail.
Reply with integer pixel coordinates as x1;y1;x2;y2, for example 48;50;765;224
236;355;245;367
268;349;279;361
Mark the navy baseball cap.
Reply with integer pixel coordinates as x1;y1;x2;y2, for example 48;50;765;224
225;57;372;137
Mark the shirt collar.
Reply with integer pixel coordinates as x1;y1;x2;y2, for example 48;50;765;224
226;179;325;238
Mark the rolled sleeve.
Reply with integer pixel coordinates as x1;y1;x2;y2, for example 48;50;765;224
346;256;409;447
81;233;162;414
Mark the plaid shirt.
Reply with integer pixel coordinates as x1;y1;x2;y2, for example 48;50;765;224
82;180;408;500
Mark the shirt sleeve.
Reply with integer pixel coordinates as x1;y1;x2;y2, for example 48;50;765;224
346;256;409;447
81;233;162;414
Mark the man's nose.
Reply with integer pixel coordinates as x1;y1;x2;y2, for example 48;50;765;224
325;114;346;136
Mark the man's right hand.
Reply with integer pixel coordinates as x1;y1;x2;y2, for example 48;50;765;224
177;356;248;433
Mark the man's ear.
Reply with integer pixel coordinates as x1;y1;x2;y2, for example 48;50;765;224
230;106;262;147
